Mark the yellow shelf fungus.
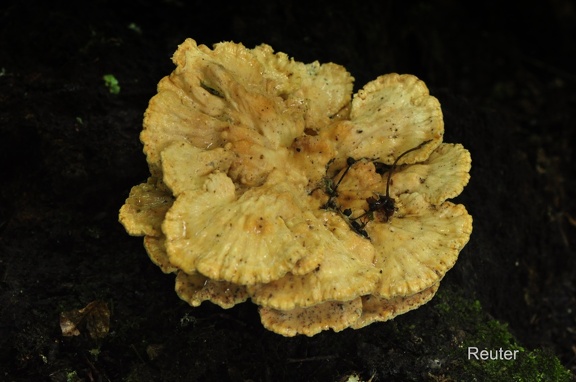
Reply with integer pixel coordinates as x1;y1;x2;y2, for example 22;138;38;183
119;38;472;336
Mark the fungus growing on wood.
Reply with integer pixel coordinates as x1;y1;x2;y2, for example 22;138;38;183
119;38;472;336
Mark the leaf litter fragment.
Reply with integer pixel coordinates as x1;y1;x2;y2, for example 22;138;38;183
60;300;110;340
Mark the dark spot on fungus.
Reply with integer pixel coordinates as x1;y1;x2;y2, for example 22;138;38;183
200;82;224;98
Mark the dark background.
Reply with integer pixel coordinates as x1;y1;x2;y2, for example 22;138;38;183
1;0;575;381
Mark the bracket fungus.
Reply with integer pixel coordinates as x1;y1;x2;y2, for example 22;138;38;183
119;38;472;336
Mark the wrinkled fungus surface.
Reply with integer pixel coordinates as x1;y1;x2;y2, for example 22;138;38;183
119;38;473;336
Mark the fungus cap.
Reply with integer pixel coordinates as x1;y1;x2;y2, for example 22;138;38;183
368;193;472;299
119;38;473;336
351;283;440;330
248;210;378;310
162;170;330;285
119;178;173;237
260;298;364;337
175;271;249;309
